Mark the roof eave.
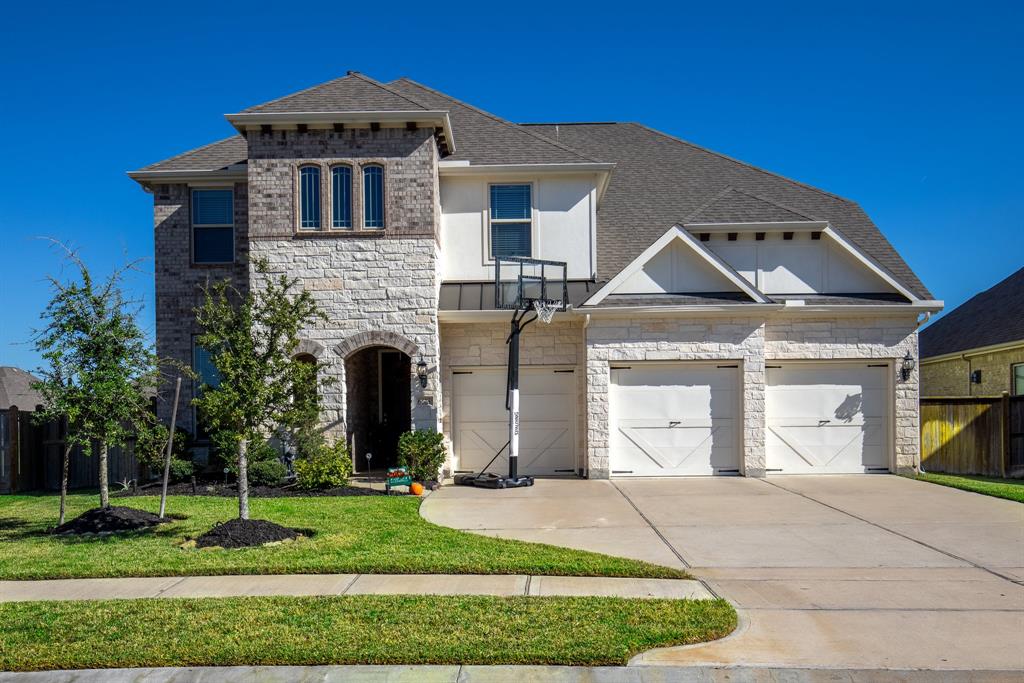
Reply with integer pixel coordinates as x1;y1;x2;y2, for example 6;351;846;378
224;110;456;154
126;166;247;189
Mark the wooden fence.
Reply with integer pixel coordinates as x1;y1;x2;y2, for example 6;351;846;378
920;394;1024;478
1;408;140;493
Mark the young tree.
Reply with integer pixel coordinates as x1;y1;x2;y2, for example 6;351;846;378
193;260;327;520
33;246;160;510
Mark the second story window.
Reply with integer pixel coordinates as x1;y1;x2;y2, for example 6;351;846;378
299;166;321;230
490;184;532;258
332;166;352;229
191;189;234;264
363;164;384;229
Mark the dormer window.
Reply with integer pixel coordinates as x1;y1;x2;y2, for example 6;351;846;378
299;166;321;230
331;165;352;229
363;164;384;228
490;184;532;258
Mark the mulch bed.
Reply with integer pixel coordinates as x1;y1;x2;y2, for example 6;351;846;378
115;481;386;498
195;518;300;549
52;506;165;536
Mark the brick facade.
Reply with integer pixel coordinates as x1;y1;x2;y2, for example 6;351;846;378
152;181;249;433
921;345;1024;397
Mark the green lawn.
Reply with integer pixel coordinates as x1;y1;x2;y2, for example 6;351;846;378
0;493;686;580
912;472;1024;503
0;595;736;670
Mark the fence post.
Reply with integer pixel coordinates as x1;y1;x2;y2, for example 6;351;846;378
1001;391;1010;479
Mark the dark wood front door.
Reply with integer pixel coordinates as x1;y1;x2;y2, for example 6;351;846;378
375;351;411;467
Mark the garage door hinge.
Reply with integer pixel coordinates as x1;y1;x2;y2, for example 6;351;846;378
716;364;739;368
453;371;473;375
610;366;632;370
766;365;782;369
867;364;888;368
553;369;575;373
612;470;633;474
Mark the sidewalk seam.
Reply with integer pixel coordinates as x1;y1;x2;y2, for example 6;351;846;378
151;577;187;598
338;574;361;595
610;481;692;569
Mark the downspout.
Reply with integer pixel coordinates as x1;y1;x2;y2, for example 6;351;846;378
582;313;591;479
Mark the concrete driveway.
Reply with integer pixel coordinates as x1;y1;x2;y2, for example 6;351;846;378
422;475;1024;671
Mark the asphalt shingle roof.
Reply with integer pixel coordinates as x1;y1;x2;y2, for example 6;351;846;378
387;79;600;165
523;123;929;297
134;136;247;173
241;72;429;113
0;367;43;411
919;267;1024;358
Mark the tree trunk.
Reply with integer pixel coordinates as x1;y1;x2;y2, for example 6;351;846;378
237;438;249;520
98;442;110;508
58;442;72;526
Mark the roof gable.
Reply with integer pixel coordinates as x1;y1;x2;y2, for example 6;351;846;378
242;72;429;114
585;225;770;306
920;267;1024;358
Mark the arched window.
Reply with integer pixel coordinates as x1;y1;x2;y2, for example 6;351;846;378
331;165;352;229
299;166;321;230
363;164;384;229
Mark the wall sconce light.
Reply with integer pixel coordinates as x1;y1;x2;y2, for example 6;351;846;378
900;352;916;381
416;357;428;388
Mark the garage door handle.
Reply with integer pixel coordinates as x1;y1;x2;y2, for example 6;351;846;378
818;420;831;426
669;421;681;427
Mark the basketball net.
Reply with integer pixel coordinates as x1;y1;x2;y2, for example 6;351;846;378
532;299;558;324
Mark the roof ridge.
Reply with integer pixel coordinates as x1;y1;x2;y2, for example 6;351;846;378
345;71;430;111
138;135;243;171
390;78;602;163
684;184;737;222
628;123;857;205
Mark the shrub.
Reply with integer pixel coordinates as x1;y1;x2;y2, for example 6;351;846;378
397;430;447;483
249;458;287;486
168;457;195;483
294;440;352;490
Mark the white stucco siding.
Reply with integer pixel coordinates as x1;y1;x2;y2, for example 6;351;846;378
439;174;597;281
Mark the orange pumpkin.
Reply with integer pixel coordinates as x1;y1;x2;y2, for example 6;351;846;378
410;482;425;496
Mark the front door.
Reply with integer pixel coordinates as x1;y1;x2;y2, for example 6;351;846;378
375;350;411;467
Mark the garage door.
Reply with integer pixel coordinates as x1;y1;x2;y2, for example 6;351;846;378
609;363;740;476
766;363;889;474
452;367;576;476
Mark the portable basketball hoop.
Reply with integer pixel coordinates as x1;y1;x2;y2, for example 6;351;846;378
454;257;568;489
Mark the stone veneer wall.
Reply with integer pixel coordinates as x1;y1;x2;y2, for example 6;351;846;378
584;314;922;478
439;320;586;474
246;127;443;442
152;181;250;433
921;346;1024;397
585;316;766;478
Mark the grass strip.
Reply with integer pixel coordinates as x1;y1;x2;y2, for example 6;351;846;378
0;493;686;580
0;595;736;671
912;472;1024;503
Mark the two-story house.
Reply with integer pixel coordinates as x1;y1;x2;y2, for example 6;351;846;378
129;72;942;479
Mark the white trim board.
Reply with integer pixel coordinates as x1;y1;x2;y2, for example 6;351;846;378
583;225;771;306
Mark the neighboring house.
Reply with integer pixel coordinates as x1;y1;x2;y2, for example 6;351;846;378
920;267;1024;397
129;72;941;478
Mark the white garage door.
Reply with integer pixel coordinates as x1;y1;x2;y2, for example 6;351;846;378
609;363;740;476
766;363;890;474
453;367;576;476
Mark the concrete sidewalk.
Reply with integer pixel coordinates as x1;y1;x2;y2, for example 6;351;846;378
1;665;1020;682
0;573;713;602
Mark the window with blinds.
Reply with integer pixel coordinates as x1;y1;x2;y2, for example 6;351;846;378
363;165;384;228
490;184;532;258
331;166;352;229
299;166;321;230
191;189;234;264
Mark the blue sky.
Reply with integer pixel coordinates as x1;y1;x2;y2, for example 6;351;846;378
1;1;1021;370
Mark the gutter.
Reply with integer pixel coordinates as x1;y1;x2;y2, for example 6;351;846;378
919;338;1024;365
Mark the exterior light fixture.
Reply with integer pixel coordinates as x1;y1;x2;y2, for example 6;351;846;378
416;357;428;388
900;352;916;381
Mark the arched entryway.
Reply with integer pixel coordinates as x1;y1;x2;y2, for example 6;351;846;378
345;346;412;470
